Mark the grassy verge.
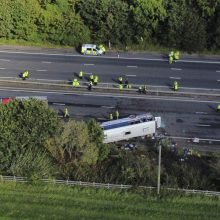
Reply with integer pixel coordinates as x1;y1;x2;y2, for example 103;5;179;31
0;38;219;55
0;38;72;49
0;181;219;220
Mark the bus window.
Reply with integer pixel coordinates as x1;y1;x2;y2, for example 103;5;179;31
125;131;131;135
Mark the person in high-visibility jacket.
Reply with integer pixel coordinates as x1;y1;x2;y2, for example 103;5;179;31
115;110;119;120
217;104;220;112
99;44;106;54
174;51;180;60
89;74;94;82
173;81;179;91
72;79;79;88
94;75;98;86
118;76;123;84
109;113;113;120
22;70;29;80
64;108;69;118
79;71;84;79
169;55;174;64
119;84;123;91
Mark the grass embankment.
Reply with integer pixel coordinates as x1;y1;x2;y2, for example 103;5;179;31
0;182;219;220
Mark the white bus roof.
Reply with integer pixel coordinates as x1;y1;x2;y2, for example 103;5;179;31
101;113;154;130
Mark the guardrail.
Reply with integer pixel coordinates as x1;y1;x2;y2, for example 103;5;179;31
1;175;220;197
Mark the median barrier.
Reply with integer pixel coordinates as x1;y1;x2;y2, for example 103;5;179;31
0;79;219;100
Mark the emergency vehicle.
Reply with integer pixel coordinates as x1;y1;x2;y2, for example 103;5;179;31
81;44;105;55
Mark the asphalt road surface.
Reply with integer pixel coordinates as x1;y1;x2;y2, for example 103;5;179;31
0;49;219;151
0;50;220;89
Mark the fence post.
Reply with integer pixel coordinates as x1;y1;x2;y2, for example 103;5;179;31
13;176;16;182
108;183;110;189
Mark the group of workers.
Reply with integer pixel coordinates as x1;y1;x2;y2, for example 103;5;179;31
109;110;119;120
169;51;180;64
72;71;99;90
118;76;131;90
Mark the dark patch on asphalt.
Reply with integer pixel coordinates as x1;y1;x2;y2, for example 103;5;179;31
176;119;183;123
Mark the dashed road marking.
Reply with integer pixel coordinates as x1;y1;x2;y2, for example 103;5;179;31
84;64;94;66
171;68;182;71
125;74;136;77
0;59;10;62
101;106;114;109
0;68;6;69
36;69;48;72
127;65;137;68
216;70;220;72
169;77;181;80
0;76;16;79
217;80;220;82
195;112;207;115
52;103;65;106
42;61;52;64
196;124;211;127
85;72;93;75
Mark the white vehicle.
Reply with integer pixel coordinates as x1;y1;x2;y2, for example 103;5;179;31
81;44;105;55
101;113;161;143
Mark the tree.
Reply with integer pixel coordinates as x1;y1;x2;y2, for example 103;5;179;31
76;0;131;45
0;98;59;172
130;0;166;43
44;120;100;178
86;119;109;162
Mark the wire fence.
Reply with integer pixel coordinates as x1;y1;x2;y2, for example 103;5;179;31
1;175;220;197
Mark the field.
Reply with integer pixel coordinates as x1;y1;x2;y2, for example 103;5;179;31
0;182;219;220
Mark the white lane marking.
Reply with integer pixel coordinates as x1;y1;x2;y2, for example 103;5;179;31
52;103;65;106
0;76;16;79
125;74;136;77
101;106;114;109
216;70;220;72
0;59;10;62
196;124;211;127
85;72;92;75
34;78;63;81
217;80;220;82
165;136;220;142
169;77;181;80
0;68;6;69
171;68;182;71
84;64;94;66
195;112;207;115
127;66;137;68
36;69;47;72
0;50;220;64
42;61;52;64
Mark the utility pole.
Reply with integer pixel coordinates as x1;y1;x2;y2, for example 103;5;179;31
157;143;162;195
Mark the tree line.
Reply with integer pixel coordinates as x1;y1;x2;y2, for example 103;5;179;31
0;0;219;52
0;99;219;190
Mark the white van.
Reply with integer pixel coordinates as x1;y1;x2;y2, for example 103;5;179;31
81;44;105;55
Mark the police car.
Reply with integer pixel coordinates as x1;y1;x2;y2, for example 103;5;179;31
81;44;105;56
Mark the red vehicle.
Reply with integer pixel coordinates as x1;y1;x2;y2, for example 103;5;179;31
1;97;12;104
1;96;47;104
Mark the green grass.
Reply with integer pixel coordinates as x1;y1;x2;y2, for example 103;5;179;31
0;182;219;220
